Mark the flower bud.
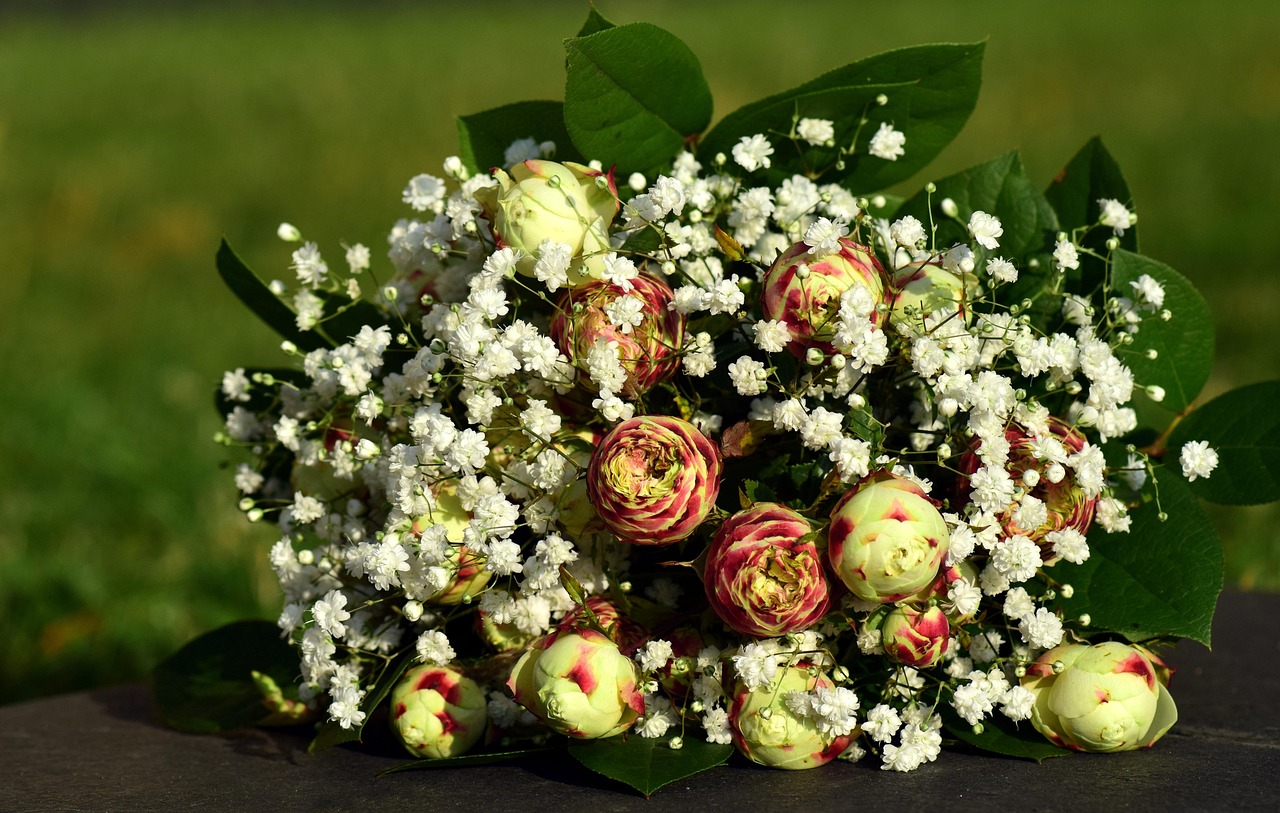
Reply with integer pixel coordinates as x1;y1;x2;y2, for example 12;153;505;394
474;159;620;285
729;663;853;769
888;258;975;332
1022;641;1177;752
391;665;488;759
507;629;645;739
587;415;722;545
704;503;832;637
880;604;951;667
761;238;886;356
827;473;950;603
550;273;685;397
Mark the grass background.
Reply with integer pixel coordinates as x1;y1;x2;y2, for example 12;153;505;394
2;0;1278;705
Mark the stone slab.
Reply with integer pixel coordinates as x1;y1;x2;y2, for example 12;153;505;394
2;592;1278;812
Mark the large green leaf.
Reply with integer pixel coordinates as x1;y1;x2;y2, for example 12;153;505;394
563;23;712;175
1045;137;1137;293
308;650;413;753
1062;466;1222;646
576;4;615;37
699;43;983;191
896;150;1059;259
456;101;580;175
1167;381;1280;505
942;707;1066;762
216;238;333;352
152;620;298;734
1111;250;1214;413
568;733;733;797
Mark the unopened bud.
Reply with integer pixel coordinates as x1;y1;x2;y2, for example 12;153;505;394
940;197;959;218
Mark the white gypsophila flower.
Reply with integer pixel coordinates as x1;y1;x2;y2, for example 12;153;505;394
345;242;370;273
415;629;455;665
403;173;446;212
1000;685;1036;722
636;695;679;738
1130;273;1166;310
812;686;861;738
533;239;573;291
708;275;745;315
1002;586;1034;621
519;399;562;440
683;332;717;377
1096;496;1132;534
829;437;871;483
604;294;646;334
727;355;768;396
803;216;849;256
600;253;639;291
1020;607;1065;649
702;707;732;745
1047;528;1090;564
328;685;367;730
890;215;926;247
796;117;835;145
1054;239;1080;271
862;704;902;744
991;535;1042;583
234;463;264;494
293;289;324;331
948;578;982;618
732;642;779;691
752;319;791;354
1098;198;1135;236
313;589;352;638
867;122;906;161
636;640;675;673
985;257;1018;284
732;134;774;172
221;368;251;402
291;242;328;288
648;175;687;217
1180;440;1219;481
967;211;1003;250
800;407;843;450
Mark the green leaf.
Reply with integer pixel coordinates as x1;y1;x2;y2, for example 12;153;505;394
378;744;563;775
216;238;332;352
152;620;298;734
1045;138;1137;292
1111;250;1214;413
1062;466;1222;646
564;23;713;175
309;650;413;753
1167;381;1280;505
897;150;1059;260
942;707;1066;762
456;101;580;175
700;43;984;191
568;733;732;797
576;4;615;37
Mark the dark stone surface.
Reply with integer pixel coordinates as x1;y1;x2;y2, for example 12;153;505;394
3;593;1278;812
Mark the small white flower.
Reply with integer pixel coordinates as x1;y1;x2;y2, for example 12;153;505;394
1098;198;1135;236
1054;239;1080;271
732;134;774;172
867;122;906;161
890;216;926;248
1179;440;1219;482
985;257;1018;284
415;629;455;665
967;211;1003;250
796;117;835;146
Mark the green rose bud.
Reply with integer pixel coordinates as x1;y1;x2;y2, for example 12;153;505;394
1021;641;1178;753
390;664;488;759
728;664;853;770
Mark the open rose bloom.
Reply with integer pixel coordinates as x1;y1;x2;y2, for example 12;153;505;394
586;415;722;545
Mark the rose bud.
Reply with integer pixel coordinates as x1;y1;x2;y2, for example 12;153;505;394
760;237;886;356
880;604;951;668
1022;641;1178;753
887;258;975;332
550;272;685;397
704;502;832;637
390;664;488;759
507;628;645;739
827;473;950;603
474;159;619;285
959;418;1097;560
729;663;853;770
587;415;722;546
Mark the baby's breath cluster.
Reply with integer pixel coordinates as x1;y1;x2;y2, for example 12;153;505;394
220;114;1204;770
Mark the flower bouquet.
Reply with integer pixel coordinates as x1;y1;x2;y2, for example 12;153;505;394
154;7;1280;795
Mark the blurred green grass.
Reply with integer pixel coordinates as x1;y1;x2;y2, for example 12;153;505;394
1;0;1278;704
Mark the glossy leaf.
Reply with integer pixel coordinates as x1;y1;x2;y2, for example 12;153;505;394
568;733;733;797
1062;466;1222;646
152;620;298;734
577;4;615;37
1167;381;1280;505
216;238;332;352
700;43;984;191
456;101;580;175
1111;250;1214;413
564;23;712;174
